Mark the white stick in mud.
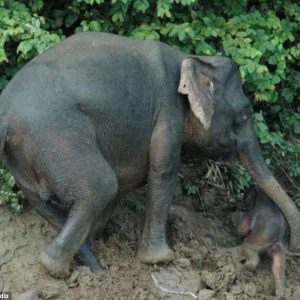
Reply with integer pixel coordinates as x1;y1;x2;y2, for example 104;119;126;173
150;272;198;299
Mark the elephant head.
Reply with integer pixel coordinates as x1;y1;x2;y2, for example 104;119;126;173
179;56;300;251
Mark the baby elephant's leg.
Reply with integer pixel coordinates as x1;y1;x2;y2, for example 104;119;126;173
271;249;286;296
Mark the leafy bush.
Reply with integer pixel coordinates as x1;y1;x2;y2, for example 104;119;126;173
0;0;299;209
0;166;22;212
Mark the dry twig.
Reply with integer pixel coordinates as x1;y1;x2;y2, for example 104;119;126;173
150;272;198;299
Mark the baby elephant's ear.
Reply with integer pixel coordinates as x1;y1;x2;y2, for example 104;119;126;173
178;57;214;130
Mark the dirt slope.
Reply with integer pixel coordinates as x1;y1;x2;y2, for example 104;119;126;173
0;190;300;300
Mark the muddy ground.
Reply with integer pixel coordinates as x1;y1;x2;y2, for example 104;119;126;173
1;183;300;300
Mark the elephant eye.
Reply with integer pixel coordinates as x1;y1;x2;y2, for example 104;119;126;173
233;113;250;131
242;113;250;121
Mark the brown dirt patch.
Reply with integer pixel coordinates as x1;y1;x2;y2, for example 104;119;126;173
1;189;300;299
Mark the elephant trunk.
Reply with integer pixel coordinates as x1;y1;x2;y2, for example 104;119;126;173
237;123;300;251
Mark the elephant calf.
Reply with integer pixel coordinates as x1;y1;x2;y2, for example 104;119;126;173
231;187;291;295
0;32;299;278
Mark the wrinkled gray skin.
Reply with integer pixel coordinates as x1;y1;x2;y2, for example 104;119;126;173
0;32;299;278
231;187;289;295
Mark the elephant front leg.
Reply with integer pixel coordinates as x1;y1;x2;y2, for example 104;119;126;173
137;165;177;264
137;119;181;264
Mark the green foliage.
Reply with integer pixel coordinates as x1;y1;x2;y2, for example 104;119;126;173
228;163;252;196
0;165;22;212
183;180;199;196
0;0;299;209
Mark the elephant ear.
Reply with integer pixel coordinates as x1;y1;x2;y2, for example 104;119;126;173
178;57;214;130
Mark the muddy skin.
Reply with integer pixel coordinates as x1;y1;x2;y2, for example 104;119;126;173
231;187;291;296
0;32;299;277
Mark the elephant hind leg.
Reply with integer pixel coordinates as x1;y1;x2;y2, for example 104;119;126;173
25;129;118;277
87;197;119;242
38;154;118;278
20;184;102;272
75;242;102;272
271;249;287;296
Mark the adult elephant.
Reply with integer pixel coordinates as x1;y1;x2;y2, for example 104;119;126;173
0;32;299;277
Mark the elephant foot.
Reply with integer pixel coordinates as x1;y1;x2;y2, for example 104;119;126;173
137;244;174;264
75;243;103;273
275;286;286;298
77;258;102;273
39;248;70;278
274;278;286;297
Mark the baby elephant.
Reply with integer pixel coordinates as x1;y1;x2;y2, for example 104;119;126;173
231;187;292;295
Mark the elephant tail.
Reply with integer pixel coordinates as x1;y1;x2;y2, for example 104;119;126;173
0;123;7;162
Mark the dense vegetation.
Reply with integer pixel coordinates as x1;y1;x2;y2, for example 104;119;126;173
0;0;299;211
